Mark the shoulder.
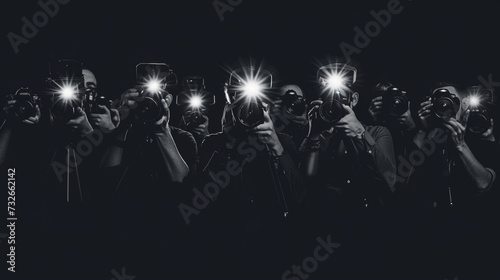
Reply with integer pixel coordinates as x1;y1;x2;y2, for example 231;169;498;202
364;125;391;137
200;132;225;150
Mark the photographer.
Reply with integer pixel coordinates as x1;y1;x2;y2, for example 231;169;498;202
189;68;306;279
300;64;396;279
407;83;499;279
0;88;41;167
368;82;417;159
100;64;197;278
269;84;309;148
176;76;214;148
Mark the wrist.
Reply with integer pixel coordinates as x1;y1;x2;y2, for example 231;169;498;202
355;125;366;139
455;142;468;153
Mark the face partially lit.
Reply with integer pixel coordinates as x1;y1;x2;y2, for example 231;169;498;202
82;69;97;89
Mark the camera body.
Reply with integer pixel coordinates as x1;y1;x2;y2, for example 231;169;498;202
378;85;409;118
135;63;177;123
46;59;85;121
313;63;357;126
176;76;215;128
225;67;272;128
82;85;110;114
431;88;460;120
4;88;40;122
281;89;307;116
465;86;494;134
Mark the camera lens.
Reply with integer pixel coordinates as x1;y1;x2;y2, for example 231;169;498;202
287;97;306;116
320;99;345;123
188;111;204;126
433;97;456;119
136;90;163;123
432;89;459;119
283;91;307;116
237;100;264;128
384;87;408;117
468;111;490;134
13;100;35;120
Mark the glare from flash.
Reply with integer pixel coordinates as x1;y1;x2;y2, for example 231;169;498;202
469;95;480;107
327;74;345;89
60;86;76;100
54;82;79;103
147;79;162;92
241;80;263;99
189;95;203;108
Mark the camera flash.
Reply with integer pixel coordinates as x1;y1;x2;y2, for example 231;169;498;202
469;95;480;107
147;79;162;92
60;86;76;100
189;95;203;108
242;80;263;98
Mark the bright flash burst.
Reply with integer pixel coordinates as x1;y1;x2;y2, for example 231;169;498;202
146;79;162;92
189;95;203;108
241;79;264;99
53;81;79;103
469;95;481;107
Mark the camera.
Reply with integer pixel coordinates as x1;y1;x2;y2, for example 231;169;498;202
431;88;460;119
4;88;39;122
465;86;494;134
46;59;85;121
82;84;110;114
281;89;307;116
176;76;215;127
225;67;272;128
313;63;356;125
373;82;409;117
135;63;177;123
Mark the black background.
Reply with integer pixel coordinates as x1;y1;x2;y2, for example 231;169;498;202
1;1;500;279
2;0;500;128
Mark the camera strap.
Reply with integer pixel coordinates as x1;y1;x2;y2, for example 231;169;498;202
265;145;290;219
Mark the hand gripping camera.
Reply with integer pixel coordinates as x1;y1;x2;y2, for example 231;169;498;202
135;63;178;123
176;76;215;128
225;66;273;128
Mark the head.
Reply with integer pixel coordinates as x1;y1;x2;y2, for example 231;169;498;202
82;69;97;89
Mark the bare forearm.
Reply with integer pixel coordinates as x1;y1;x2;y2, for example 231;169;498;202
456;143;495;192
155;128;190;183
